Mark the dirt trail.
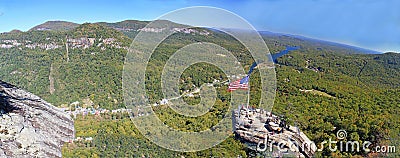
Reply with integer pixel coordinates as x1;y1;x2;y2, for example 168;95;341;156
49;63;55;94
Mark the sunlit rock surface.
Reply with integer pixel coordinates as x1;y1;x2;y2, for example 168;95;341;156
0;81;74;157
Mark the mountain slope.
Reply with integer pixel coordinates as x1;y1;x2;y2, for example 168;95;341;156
97;20;149;31
30;21;79;31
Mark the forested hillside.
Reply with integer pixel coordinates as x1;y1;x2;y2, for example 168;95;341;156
0;20;398;157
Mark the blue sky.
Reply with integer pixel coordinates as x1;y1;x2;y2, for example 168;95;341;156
0;0;399;53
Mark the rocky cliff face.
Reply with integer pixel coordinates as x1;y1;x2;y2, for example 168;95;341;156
0;81;74;157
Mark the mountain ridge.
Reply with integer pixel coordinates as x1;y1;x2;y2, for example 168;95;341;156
29;21;79;31
21;20;384;54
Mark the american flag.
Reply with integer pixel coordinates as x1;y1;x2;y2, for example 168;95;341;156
228;76;249;91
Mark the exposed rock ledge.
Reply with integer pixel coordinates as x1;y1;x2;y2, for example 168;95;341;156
0;81;74;157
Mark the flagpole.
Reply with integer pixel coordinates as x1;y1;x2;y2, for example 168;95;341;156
246;62;256;112
246;75;250;114
228;62;257;115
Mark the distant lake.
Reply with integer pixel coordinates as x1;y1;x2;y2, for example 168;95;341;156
271;46;299;63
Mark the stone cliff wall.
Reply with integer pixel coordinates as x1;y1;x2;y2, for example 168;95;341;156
0;81;74;157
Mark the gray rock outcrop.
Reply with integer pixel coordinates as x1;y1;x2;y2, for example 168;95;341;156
233;107;316;158
0;81;74;157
